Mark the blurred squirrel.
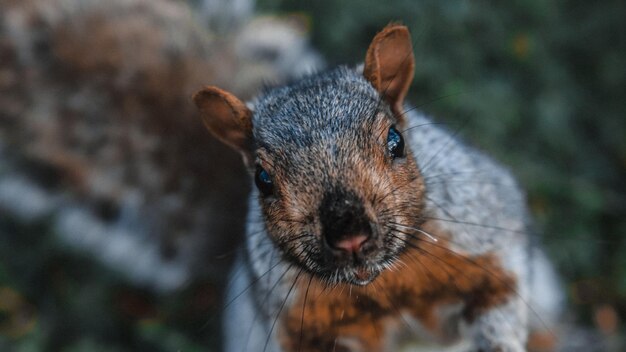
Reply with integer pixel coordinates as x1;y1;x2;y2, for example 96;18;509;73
194;24;563;351
0;0;321;291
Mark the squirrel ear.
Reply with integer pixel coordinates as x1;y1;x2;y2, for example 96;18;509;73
363;24;415;122
193;86;254;164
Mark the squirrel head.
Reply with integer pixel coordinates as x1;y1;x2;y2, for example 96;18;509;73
194;24;424;285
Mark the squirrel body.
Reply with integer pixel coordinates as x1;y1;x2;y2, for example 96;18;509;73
194;25;562;352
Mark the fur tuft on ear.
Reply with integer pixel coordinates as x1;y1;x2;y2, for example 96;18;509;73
192;86;254;164
363;24;415;123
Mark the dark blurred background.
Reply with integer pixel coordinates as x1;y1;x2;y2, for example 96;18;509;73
0;0;624;351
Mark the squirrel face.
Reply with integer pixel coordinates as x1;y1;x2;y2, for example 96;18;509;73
194;25;422;285
250;68;425;285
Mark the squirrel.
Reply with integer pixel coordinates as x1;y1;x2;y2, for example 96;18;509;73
193;24;563;352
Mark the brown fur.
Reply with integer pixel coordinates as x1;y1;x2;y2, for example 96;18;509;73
363;24;415;121
193;86;254;164
278;221;517;351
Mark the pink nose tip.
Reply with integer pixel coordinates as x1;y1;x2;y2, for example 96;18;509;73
333;235;368;253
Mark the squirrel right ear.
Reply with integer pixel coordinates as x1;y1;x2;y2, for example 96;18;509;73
193;86;254;164
363;24;415;123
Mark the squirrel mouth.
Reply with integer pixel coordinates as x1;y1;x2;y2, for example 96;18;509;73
317;255;381;285
318;235;384;285
346;264;379;286
311;262;377;285
353;267;375;284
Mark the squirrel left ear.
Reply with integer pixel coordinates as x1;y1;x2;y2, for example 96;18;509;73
363;24;415;123
193;86;254;166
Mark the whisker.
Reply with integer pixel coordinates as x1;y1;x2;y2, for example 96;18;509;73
417;116;471;175
388;221;438;242
397;91;465;120
243;264;293;352
263;268;304;352
400;121;443;133
371;279;416;333
422;169;492;182
222;260;282;312
298;274;314;352
200;242;283;331
375;175;420;204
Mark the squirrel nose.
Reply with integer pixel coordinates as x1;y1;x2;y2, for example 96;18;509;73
329;234;369;254
319;188;373;255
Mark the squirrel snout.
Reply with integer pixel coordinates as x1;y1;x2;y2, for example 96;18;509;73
319;189;373;255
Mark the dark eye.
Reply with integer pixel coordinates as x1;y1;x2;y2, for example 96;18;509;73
255;167;274;196
387;126;405;159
